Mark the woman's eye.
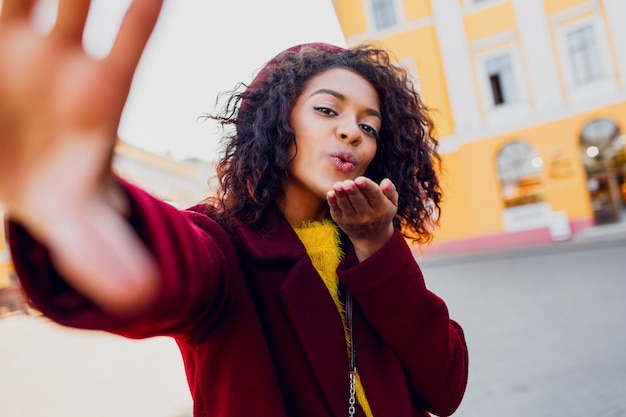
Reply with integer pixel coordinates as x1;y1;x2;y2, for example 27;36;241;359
314;106;337;116
360;124;379;139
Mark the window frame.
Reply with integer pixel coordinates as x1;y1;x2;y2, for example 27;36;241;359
363;0;404;32
496;140;545;209
473;34;531;126
566;24;603;85
484;53;519;106
552;7;616;103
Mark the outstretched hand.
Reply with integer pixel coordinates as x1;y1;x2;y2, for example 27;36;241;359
0;0;164;316
327;176;398;261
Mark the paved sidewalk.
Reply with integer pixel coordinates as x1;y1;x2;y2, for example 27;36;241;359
0;314;192;417
572;221;626;243
420;232;626;417
419;221;626;265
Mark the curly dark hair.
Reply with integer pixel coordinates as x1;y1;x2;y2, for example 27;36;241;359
207;42;441;244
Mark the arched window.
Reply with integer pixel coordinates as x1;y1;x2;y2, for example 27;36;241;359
580;118;623;173
580;118;626;224
497;140;544;208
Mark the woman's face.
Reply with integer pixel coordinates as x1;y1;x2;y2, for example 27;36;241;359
284;67;381;219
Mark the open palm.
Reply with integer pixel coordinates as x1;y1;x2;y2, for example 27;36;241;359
0;0;163;316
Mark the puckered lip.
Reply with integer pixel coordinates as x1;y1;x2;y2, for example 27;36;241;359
328;151;358;172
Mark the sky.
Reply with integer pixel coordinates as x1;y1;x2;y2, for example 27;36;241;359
75;0;347;162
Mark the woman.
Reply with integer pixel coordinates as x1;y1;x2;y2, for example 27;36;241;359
0;1;468;416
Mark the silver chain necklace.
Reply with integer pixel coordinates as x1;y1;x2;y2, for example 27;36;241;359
346;292;357;417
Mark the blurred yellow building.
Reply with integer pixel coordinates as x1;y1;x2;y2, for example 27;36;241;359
332;0;626;253
0;141;216;315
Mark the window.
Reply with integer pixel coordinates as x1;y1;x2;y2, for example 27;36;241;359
485;54;518;106
567;25;602;85
497;140;544;208
473;36;531;123
371;0;397;30
580;118;625;224
553;8;616;102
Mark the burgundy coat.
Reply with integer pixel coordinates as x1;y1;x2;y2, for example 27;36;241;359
9;181;468;417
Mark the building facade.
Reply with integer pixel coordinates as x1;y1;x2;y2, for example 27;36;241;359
0;141;216;315
112;141;217;209
332;0;626;253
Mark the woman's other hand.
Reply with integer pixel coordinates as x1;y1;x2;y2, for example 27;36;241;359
327;176;398;261
0;0;164;316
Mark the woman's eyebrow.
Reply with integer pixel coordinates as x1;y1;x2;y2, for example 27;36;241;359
310;88;382;120
310;88;345;100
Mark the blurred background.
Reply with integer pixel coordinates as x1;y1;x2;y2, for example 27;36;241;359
1;0;626;416
331;0;626;255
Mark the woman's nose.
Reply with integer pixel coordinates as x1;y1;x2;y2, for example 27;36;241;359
336;122;361;144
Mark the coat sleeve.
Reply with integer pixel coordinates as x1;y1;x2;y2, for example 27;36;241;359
7;180;238;342
337;230;468;417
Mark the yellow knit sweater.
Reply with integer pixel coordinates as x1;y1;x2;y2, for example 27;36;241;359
293;219;373;417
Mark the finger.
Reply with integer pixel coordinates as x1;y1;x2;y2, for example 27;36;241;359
380;178;398;206
326;189;341;216
327;190;347;226
106;0;162;83
354;176;387;208
0;0;37;23
341;179;373;212
51;0;91;42
332;182;357;214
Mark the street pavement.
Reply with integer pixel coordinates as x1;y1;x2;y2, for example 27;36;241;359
0;316;192;417
419;226;626;417
1;223;625;417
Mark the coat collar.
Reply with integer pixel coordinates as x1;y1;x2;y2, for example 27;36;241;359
236;209;352;416
236;208;306;262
